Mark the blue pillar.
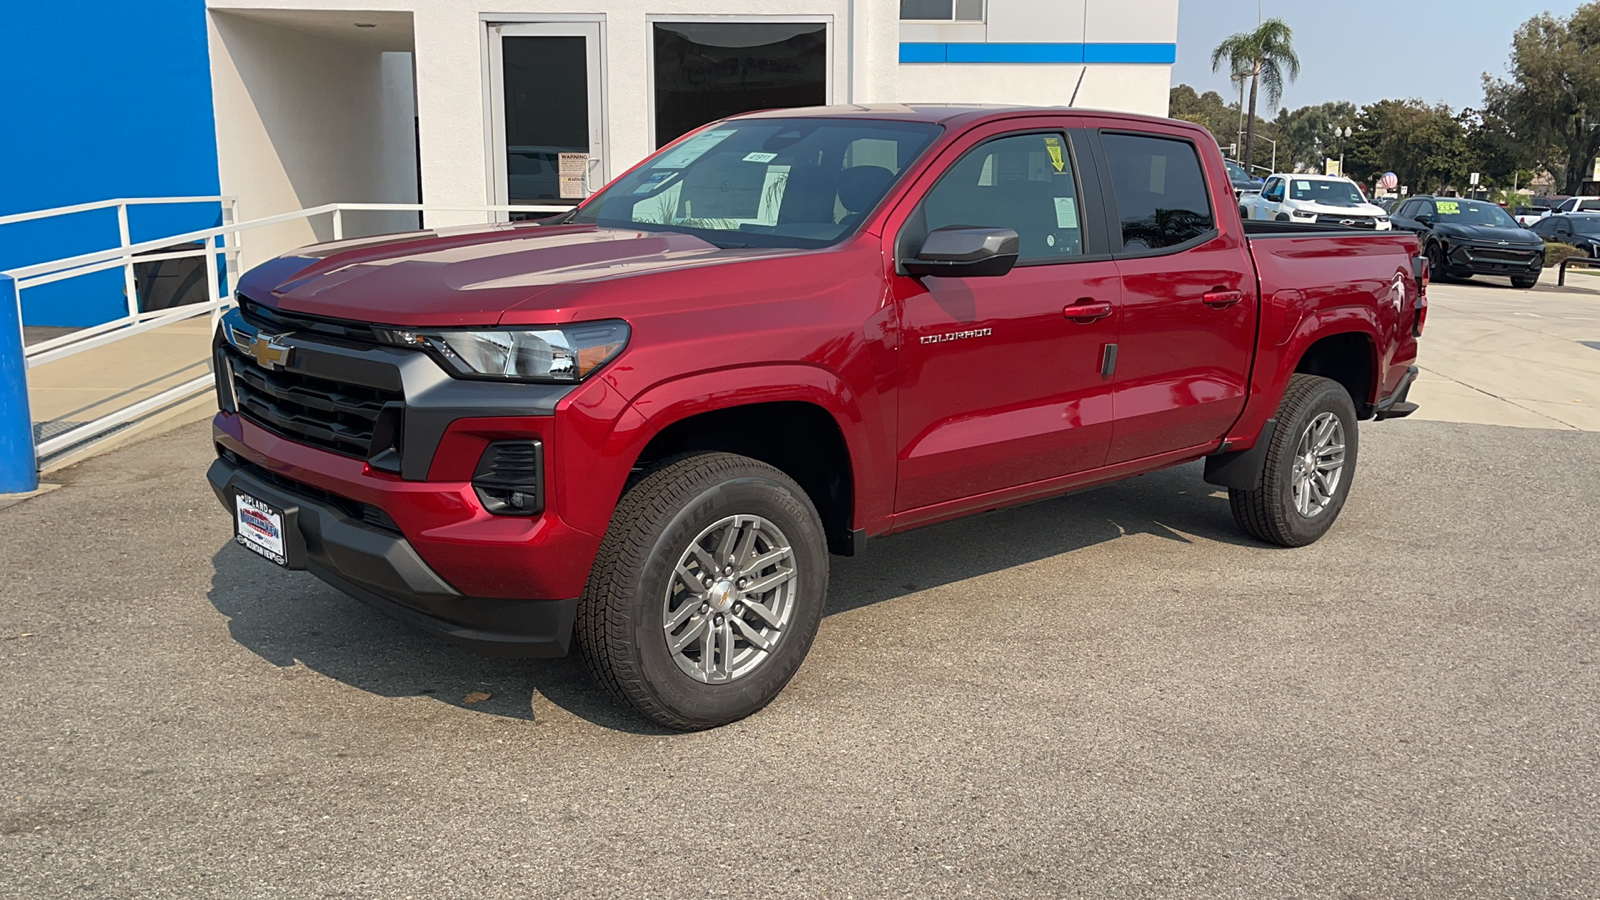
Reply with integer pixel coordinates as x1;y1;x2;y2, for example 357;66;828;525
0;274;38;493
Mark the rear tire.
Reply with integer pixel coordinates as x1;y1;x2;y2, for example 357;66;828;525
1229;375;1360;548
575;452;828;730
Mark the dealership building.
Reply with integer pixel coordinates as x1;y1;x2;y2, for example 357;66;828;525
3;0;1178;326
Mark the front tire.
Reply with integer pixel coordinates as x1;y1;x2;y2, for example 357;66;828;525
1512;274;1539;289
576;452;828;730
1230;375;1360;548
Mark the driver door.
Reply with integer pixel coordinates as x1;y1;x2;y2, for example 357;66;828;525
888;122;1122;516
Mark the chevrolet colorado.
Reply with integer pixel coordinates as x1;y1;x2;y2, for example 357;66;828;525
208;105;1425;730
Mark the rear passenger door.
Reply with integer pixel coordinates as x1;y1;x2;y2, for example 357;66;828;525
1090;128;1257;463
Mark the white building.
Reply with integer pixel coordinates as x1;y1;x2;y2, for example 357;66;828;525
205;0;1180;265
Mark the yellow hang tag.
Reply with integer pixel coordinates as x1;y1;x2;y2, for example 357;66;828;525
1044;136;1065;174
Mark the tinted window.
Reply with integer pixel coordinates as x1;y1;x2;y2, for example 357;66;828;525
1572;218;1600;234
1102;133;1215;252
575;118;940;248
652;23;827;148
1580;200;1600;212
909;132;1086;263
1530;218;1553;236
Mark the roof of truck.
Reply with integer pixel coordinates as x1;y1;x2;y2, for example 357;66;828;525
729;103;1189;130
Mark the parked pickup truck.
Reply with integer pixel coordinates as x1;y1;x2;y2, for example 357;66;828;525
208;105;1425;730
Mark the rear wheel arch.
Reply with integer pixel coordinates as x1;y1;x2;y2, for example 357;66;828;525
1292;330;1378;418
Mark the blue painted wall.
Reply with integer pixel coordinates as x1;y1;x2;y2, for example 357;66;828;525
0;1;220;327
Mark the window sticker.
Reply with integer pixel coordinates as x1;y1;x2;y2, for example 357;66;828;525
743;151;777;164
1043;136;1066;174
1436;200;1460;215
653;129;736;169
1294;180;1311;192
1054;196;1079;230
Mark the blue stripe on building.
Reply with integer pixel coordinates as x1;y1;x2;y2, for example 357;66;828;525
900;43;1178;65
1;1;220;327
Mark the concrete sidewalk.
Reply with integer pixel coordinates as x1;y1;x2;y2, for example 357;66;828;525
1411;280;1600;432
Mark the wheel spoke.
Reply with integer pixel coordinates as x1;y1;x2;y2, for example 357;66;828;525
731;616;773;651
665;598;702;630
717;619;736;677
714;518;742;568
733;523;761;570
675;562;705;593
738;546;789;578
669;615;710;653
743;567;795;595
699;615;717;675
740;597;782;628
688;543;719;574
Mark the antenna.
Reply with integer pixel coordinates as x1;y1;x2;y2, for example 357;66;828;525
1068;66;1087;107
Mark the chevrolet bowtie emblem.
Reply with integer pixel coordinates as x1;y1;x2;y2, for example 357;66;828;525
250;332;293;369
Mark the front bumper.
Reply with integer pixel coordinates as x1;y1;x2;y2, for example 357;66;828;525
208;455;577;657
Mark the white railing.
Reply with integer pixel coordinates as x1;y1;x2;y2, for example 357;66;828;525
0;196;242;323
6;201;569;465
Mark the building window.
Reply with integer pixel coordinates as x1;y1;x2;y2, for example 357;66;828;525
652;22;828;149
899;0;984;21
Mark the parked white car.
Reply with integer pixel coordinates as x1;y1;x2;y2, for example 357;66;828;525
1239;173;1392;230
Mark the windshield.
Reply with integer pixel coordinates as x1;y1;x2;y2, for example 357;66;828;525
1433;199;1519;228
1225;160;1253;183
570;118;942;249
1288;178;1368;207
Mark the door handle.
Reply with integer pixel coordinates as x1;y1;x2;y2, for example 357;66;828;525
1064;299;1112;323
1202;290;1244;308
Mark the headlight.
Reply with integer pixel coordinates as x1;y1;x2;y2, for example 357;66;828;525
376;320;629;382
1289;209;1317;219
1376;216;1390;223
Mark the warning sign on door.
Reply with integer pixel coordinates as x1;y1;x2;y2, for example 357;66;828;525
559;152;589;199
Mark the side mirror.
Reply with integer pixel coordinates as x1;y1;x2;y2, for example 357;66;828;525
1415;214;1434;226
903;226;1020;278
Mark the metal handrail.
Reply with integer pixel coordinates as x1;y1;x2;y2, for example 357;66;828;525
1558;254;1600;286
0;196;237;228
1;200;569;488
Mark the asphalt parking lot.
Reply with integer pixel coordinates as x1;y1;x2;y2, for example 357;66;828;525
4;279;1600;898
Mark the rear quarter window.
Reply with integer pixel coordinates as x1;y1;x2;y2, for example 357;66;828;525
1102;133;1216;253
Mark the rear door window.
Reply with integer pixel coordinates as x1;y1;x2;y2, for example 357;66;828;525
1101;133;1216;253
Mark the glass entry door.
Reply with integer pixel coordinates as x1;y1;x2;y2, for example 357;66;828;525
488;23;605;215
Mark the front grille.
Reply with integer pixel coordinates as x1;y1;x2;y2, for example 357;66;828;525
223;346;402;457
221;450;400;534
239;296;381;345
1466;247;1538;263
1314;214;1378;229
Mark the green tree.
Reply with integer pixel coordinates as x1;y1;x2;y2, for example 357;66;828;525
1275;101;1359;172
1169;84;1241;151
1211;18;1301;175
1484;4;1600;194
1344;100;1469;194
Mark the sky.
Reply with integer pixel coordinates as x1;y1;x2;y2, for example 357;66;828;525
1173;0;1588;113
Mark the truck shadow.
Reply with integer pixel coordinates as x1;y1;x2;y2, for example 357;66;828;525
206;462;1259;734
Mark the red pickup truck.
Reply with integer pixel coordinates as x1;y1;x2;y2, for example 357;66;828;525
208;106;1424;729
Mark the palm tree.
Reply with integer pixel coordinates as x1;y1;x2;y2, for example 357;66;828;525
1211;18;1300;175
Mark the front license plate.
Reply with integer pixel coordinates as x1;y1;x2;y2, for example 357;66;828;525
234;491;287;566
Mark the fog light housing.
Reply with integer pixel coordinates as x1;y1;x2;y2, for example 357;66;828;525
472;440;543;516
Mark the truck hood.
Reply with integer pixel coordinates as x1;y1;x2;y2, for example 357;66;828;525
1287;199;1387;217
235;223;788;327
1434;223;1541;246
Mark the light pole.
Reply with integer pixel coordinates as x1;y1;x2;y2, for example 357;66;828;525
1241;132;1278;175
1329;124;1352;177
